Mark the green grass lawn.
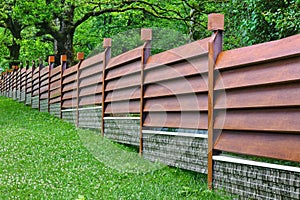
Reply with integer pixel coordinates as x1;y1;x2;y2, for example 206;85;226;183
0;96;229;200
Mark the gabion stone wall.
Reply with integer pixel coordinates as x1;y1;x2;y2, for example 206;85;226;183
213;155;300;200
25;94;31;105
78;107;102;130
49;103;61;118
39;99;49;112
61;109;76;125
20;91;26;103
31;96;39;109
16;90;20;101
143;130;208;174
104;117;140;146
12;90;17;100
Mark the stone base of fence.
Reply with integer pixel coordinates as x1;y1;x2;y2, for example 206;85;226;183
143;130;208;174
78;106;102;130
213;155;300;200
50;103;61;118
61;108;75;124
39;99;49;112
25;94;31;105
20;91;26;103
104;117;140;146
31;96;39;109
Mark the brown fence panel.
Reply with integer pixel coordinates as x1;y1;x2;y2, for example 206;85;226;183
76;53;104;129
143;38;209;129
31;66;40;109
213;34;300;162
49;65;63;117
61;63;79;124
103;45;142;146
142;37;210;173
39;65;50;112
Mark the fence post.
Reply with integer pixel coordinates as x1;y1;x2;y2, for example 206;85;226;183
30;60;36;106
101;38;112;136
76;53;84;126
60;55;67;119
37;58;44;111
207;13;224;189
47;56;55;113
18;63;23;101
140;28;152;156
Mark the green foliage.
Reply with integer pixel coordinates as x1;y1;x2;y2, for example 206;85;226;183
0;96;229;199
223;0;300;49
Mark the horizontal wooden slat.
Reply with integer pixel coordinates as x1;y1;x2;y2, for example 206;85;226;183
215;34;300;70
40;93;48;99
62;99;77;108
40;79;49;87
62;90;77;100
144;56;208;84
144;93;208;112
214;131;300;162
144;75;208;98
215;57;300;90
214;108;300;133
39;85;48;94
49;96;61;104
143;111;208;129
79;64;102;80
32;72;39;80
79;85;101;97
50;65;62;76
32;90;39;96
215;82;300;109
106;60;140;81
62;83;77;93
49;73;61;83
62;73;77;85
105;86;140;102
107;47;142;70
79;94;102;106
50;88;61;99
105;100;140;113
145;38;209;70
40;73;49;82
105;73;140;91
32;84;40;92
63;65;77;77
79;75;102;89
40;66;49;75
80;52;104;69
49;80;60;91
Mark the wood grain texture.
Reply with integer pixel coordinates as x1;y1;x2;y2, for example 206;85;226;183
214;130;300;162
215;34;300;70
143;111;208;129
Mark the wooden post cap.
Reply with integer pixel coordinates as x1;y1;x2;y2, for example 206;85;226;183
48;56;55;63
61;55;67;63
103;38;112;48
208;13;224;31
77;52;84;60
141;28;152;41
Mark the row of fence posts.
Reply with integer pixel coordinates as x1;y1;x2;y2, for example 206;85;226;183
0;13;226;189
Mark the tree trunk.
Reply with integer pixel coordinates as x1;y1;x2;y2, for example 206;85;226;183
7;41;20;67
54;31;75;67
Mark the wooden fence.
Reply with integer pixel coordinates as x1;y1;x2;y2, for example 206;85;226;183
1;14;300;199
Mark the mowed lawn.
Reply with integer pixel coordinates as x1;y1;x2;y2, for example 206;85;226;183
0;96;229;200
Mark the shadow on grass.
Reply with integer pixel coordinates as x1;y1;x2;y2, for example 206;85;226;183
78;129;166;174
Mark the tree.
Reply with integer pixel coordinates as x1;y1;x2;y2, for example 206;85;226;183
223;0;300;49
